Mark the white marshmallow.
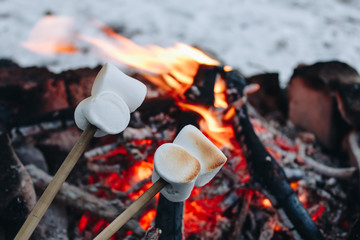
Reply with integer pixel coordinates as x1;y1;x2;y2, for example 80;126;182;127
74;92;130;137
74;63;147;137
173;125;227;187
152;143;201;202
91;63;147;112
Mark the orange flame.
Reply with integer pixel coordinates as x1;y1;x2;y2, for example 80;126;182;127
214;76;228;108
23;16;77;54
79;25;218;85
177;101;234;149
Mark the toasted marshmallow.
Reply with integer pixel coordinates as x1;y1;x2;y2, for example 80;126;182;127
152;143;201;202
74;92;130;137
91;63;147;112
173;125;227;187
74;63;147;137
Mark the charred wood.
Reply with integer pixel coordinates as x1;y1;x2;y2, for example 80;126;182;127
224;70;324;240
184;64;219;106
155;194;184;240
143;227;161;240
0;133;36;239
232;191;253;239
348;216;360;240
245;73;287;122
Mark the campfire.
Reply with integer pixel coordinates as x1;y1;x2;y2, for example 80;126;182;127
0;16;359;240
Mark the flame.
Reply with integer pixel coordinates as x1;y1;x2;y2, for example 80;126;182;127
79;25;219;94
23;16;77;54
177;101;234;149
214;76;228;108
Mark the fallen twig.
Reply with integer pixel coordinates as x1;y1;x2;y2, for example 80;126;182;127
297;140;356;179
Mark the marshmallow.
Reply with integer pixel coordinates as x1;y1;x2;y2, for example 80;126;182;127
152;143;201;202
74;92;130;137
74;63;147;137
91;63;147;112
173;125;227;187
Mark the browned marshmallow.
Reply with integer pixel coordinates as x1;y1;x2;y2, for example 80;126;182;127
173;125;227;187
152;143;200;202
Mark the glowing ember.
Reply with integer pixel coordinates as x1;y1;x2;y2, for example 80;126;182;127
312;205;325;222
139;209;157;230
78;213;90;234
290;181;300;190
262;198;272;208
184;194;225;236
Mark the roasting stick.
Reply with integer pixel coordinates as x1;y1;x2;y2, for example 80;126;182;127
94;125;227;240
15;124;97;240
15;63;147;240
94;178;167;240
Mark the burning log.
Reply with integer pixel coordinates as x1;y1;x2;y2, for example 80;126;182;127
0;133;36;239
184;64;219;105
224;70;324;240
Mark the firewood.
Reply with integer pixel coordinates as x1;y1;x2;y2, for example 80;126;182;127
225;69;324;240
288;61;360;149
232;191;252;239
297;139;356;179
0;133;36;239
343;131;360;196
245;73;287;122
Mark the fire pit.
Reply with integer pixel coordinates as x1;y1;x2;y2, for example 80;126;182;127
0;21;359;240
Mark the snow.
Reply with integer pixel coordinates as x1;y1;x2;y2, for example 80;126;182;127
1;0;360;85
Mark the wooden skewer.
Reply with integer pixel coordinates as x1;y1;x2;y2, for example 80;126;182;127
94;178;168;240
14;124;98;240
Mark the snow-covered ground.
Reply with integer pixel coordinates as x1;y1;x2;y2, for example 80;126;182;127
1;0;360;85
